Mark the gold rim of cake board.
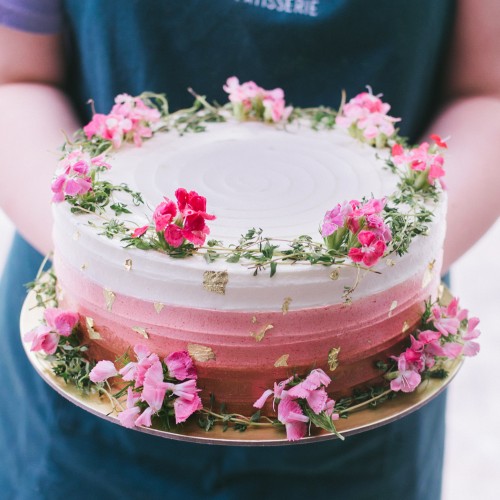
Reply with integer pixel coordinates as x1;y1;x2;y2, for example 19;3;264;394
20;287;461;447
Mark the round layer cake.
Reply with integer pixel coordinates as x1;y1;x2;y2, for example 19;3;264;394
52;118;446;413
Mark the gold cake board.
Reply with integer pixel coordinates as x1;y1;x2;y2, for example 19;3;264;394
20;289;461;446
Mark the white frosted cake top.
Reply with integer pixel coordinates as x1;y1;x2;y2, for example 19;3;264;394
52;120;446;311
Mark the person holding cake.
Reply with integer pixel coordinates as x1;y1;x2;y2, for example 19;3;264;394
0;1;499;499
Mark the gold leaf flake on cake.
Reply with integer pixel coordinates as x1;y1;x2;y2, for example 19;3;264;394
56;284;64;301
388;301;398;318
329;269;340;280
282;297;292;315
72;231;80;241
385;258;395;267
124;259;133;271
86;317;102;340
251;316;257;324
421;259;435;289
203;271;229;295
274;354;289;367
154;302;164;314
402;321;410;333
328;347;341;371
103;288;116;312
132;326;149;339
251;324;273;342
188;343;216;362
80;263;88;271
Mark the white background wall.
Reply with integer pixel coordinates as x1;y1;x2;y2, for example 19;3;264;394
1;209;498;499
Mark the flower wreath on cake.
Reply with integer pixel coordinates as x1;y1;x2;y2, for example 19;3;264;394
23;78;480;442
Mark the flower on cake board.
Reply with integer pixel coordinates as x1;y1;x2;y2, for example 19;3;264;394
253;368;341;441
88;345;203;429
24;307;79;355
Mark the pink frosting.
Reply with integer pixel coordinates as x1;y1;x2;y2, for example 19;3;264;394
55;254;441;412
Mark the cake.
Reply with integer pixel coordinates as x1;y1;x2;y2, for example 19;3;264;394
25;79;480;439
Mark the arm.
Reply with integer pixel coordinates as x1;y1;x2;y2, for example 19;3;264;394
0;25;80;254
428;0;500;272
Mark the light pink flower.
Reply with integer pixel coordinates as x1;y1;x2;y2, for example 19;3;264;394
44;308;79;337
336;91;399;145
117;406;141;429
165;350;197;380
305;387;329;414
134;407;154;427
321;201;352;237
390;356;421;393
89;360;118;383
141;360;169;411
348;230;386;267
253;389;275;409
462;317;481;357
277;398;309;441
324;398;340;420
119;344;159;387
23;325;59;355
173;393;203;424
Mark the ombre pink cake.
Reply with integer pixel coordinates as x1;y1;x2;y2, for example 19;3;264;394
52;112;446;414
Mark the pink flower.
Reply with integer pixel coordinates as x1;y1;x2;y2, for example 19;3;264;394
223;76;293;123
348;230;386;267
141;360;169;411
119;344;159;387
336;91;399;146
117;406;141;429
83;94;161;148
390;356;421;393
164;224;185;247
153;198;177;232
173;393;203;424
462;317;480;357
132;225;149;238
182;213;211;245
175;188;215;221
391;139;446;189
431;298;463;337
165;350;197;380
277;398;309;441
89;360;118;383
134;407;154;428
324;398;340;420
23;325;59;355
321;201;352;237
253;389;275;409
44;308;79;337
304;387;329;414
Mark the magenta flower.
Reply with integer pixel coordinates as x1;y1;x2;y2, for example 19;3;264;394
348;230;386;267
175;188;216;221
119;344;159;387
182;213;211;245
132;225;149;238
153;198;177;232
164;224;185;247
165;350;197;380
89;360;119;383
23;325;59;355
277;398;309;442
